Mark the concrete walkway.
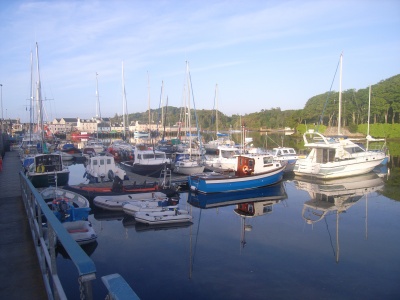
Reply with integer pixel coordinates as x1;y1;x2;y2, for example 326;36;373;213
0;151;47;299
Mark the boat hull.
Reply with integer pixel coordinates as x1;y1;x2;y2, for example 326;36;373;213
62;182;159;201
188;182;287;209
188;167;284;194
120;160;171;177
134;210;192;225
63;221;97;245
28;171;70;188
294;157;384;179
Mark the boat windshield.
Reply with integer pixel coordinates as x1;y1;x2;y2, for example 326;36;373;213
221;150;239;158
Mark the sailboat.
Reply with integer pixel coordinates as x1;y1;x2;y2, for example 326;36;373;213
26;43;70;188
173;62;205;175
293;53;386;179
203;84;236;154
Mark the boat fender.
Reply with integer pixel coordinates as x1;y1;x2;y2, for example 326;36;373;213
36;164;45;173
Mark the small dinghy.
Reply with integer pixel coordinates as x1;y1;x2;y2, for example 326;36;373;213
41;187;90;210
63;220;97;245
40;187;97;245
122;198;179;215
134;209;192;225
93;192;171;211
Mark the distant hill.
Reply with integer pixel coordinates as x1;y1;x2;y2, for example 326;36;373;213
112;74;400;131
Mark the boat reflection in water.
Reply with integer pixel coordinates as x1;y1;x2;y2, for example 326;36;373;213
187;182;287;209
293;172;384;262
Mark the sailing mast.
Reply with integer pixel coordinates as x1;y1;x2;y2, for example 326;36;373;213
95;72;101;120
121;61;129;140
366;85;372;150
29;50;34;143
186;62;192;158
95;72;101;139
35;42;44;148
338;53;343;135
147;72;151;138
215;84;219;137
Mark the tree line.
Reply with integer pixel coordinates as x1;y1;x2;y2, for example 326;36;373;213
111;74;400;132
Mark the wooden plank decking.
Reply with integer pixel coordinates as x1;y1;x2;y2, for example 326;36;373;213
0;151;47;299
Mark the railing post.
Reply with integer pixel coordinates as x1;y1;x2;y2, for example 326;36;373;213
79;275;94;300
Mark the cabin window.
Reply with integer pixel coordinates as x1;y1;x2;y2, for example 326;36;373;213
100;159;105;166
263;157;273;164
107;159;111;164
155;153;165;159
248;160;254;168
93;160;98;166
289;149;295;154
143;154;155;159
221;150;234;158
348;147;364;154
283;150;288;154
321;149;335;163
263;205;273;213
138;154;142;159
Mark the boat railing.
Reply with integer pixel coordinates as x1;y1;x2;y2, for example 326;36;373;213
19;171;139;300
304;131;339;145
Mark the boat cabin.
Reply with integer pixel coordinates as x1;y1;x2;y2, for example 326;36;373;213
33;154;64;173
235;154;275;176
272;147;297;157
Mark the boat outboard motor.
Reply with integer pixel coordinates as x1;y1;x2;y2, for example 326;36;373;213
108;169;115;181
111;175;123;192
53;199;70;221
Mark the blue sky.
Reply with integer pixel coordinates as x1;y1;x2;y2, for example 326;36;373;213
1;0;399;123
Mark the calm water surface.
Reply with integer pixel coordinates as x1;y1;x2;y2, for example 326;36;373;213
58;146;400;299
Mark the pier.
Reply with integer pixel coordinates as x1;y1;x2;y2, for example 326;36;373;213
0;150;139;299
0;151;47;299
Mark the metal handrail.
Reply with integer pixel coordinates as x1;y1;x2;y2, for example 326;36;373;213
20;171;96;299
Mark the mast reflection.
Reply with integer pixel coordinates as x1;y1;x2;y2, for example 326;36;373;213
294;172;384;262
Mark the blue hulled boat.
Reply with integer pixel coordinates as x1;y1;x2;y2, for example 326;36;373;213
188;153;285;194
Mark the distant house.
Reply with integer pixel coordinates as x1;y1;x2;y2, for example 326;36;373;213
48;118;77;134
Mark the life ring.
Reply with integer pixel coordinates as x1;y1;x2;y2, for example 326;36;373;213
242;165;249;173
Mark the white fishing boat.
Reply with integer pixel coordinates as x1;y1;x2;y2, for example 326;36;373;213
86;139;105;154
62;220;97;245
174;159;205;175
85;155;127;183
134;209;192;225
120;144;171;178
93;192;170;211
270;147;299;172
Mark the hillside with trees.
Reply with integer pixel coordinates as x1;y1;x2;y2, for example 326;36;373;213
112;74;400;134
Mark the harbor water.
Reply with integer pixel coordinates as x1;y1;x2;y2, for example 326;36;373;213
57;137;400;299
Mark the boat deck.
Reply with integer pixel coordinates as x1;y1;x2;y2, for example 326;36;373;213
0;151;47;299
